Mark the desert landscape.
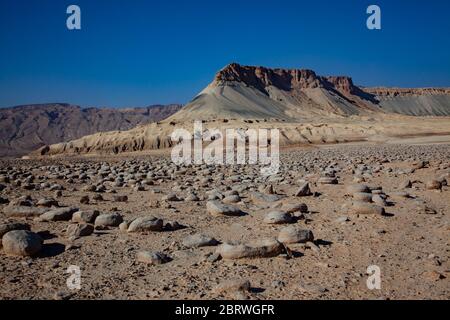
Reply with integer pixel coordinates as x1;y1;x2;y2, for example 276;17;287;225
1;64;449;300
0;103;182;157
30;64;450;156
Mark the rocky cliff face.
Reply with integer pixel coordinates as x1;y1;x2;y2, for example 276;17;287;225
168;63;383;122
20;63;450;158
364;87;450;97
0;103;182;157
213;63;362;96
362;87;450;116
181;63;450;119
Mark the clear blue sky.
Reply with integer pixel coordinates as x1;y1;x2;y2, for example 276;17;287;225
1;0;449;107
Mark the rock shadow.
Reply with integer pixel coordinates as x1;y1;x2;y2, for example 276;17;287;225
38;243;66;258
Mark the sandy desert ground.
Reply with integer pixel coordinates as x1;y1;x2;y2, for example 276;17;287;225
0;137;449;300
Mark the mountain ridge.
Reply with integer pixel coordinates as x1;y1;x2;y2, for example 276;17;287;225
17;63;450;158
167;63;450;121
0;103;182;157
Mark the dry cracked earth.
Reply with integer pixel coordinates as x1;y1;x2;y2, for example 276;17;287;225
0;142;449;300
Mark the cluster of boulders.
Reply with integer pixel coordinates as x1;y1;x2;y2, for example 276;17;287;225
0;143;449;299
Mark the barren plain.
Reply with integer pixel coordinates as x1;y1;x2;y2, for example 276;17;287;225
1;139;449;300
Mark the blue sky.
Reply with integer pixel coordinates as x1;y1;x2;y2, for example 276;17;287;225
1;0;449;107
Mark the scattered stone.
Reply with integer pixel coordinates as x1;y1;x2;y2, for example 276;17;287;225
335;216;350;223
222;195;241;204
72;210;99;224
416;205;437;215
94;212;123;228
79;195;90;204
353;192;373;203
207;252;222;263
390;191;411;200
251;192;282;203
399;180;412;189
353;176;365;183
413;161;427;170
351;202;385;215
66;224;94;238
264;211;293;224
294;182;312;197
3;205;48;218
213;279;251;295
134;185;145;192
277;226;314;244
318;177;338;185
0;222;30;247
2;230;42;256
53;290;74;300
81;185;96;192
372;194;387;206
282;203;308;214
271;280;286;289
119;221;129;232
216;239;284;260
346;184;370;195
206;201;242;217
136;251;171;265
163;193;181;202
92;194;104;201
38;207;78;222
36;198;59;208
437;174;449;186
298;282;328;294
127;216;164;232
185;193;199;202
182;234;219;248
113;195;128;202
164;221;183;231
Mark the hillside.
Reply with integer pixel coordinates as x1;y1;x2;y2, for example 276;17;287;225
28;64;450;157
0;103;182;157
168;63;450;122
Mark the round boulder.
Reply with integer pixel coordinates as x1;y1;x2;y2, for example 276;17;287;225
282;203;308;214
351;202;385;215
206;201;242;217
2;230;42;256
277;226;314;244
353;193;373;203
216;239;284;260
182;234;219;248
66;224;94;238
136;251;171;265
127;216;164;233
94;212;123;228
263;211;293;224
346;184;371;195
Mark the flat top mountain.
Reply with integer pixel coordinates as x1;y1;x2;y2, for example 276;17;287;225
168;63;450;121
0;103;182;157
13;63;450;158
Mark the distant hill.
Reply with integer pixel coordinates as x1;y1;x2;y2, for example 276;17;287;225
0;103;182;157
